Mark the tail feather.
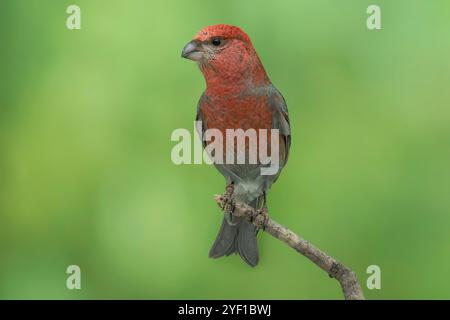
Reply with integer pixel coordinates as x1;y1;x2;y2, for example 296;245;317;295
209;195;264;267
208;218;238;258
237;219;258;266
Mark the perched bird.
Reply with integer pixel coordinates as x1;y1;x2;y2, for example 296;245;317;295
181;24;291;267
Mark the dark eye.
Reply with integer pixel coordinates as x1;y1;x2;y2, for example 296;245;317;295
211;38;221;46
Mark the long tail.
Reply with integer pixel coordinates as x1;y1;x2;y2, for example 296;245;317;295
208;195;265;267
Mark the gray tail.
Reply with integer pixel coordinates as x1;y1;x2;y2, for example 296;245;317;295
208;195;264;267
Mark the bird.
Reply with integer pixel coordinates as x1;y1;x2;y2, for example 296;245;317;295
181;24;291;267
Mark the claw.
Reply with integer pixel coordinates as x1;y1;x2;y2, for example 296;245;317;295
222;182;237;225
254;207;269;230
225;183;234;195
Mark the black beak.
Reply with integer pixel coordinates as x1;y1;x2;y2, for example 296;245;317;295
181;40;203;61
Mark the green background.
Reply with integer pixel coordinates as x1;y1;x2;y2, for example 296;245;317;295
1;0;449;299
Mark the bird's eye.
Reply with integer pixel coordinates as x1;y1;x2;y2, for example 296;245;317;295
211;38;222;46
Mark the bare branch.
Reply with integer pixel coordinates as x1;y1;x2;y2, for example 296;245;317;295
214;194;365;300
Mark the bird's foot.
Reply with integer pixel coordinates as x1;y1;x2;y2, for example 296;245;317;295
225;183;234;195
222;183;237;225
254;207;269;230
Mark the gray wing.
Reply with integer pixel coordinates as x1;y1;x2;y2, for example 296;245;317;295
268;85;291;168
195;92;208;148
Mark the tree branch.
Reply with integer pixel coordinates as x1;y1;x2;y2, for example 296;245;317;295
214;194;365;300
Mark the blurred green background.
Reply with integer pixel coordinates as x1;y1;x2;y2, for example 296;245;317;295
1;0;449;299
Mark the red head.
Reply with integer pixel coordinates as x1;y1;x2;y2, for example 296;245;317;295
181;24;270;92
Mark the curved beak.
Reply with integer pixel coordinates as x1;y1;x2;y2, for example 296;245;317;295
181;40;203;61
